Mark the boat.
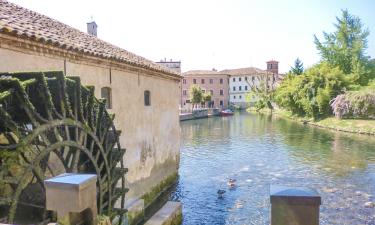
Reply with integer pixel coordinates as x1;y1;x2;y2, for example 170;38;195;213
220;109;234;116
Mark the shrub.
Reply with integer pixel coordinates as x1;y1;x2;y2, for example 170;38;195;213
275;63;350;119
330;86;375;119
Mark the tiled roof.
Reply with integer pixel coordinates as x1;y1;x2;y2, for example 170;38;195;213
220;67;268;76
0;0;180;77
182;70;230;76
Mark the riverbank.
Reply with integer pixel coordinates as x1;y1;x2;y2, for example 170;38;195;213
247;108;375;135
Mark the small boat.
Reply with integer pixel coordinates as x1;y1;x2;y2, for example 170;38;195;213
220;109;234;116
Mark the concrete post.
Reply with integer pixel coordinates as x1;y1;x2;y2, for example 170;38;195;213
45;173;97;225
270;185;321;225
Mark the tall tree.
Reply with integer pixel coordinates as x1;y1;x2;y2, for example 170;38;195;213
290;58;304;75
189;85;203;109
314;9;371;84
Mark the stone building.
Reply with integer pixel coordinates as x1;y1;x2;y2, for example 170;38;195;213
0;0;181;222
181;69;230;109
224;61;280;108
155;58;181;74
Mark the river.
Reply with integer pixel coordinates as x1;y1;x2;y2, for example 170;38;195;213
170;112;375;225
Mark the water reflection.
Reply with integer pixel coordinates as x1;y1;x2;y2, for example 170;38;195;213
172;112;375;225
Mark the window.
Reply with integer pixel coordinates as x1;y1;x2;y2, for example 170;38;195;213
210;90;214;95
233;86;236;91
245;86;248;91
183;90;187;96
101;87;112;109
193;79;196;84
239;95;242;99
234;95;236;99
201;79;205;84
245;77;248;81
183;79;186;84
239;77;242;82
144;90;151;106
220;78;223;84
186;100;191;103
239;86;242;91
233;77;236;82
210;79;213;84
252;76;255;81
220;100;223;106
202;90;206;93
220;90;223;95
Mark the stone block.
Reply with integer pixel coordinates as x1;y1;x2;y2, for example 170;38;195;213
144;201;182;225
44;173;97;225
270;185;321;225
125;198;145;225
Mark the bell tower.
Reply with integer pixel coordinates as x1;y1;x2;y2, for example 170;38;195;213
266;60;279;74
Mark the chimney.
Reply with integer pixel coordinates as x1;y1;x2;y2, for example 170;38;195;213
87;21;97;37
266;60;279;74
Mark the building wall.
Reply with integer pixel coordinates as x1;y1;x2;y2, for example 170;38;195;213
0;45;180;205
229;74;277;107
181;74;229;109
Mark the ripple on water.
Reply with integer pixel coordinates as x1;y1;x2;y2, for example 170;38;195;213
173;113;375;225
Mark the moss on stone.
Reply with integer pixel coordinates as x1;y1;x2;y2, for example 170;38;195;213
127;209;144;225
142;172;178;208
170;211;182;225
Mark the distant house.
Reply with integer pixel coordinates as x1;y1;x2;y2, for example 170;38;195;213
223;61;280;108
181;69;230;109
0;0;181;218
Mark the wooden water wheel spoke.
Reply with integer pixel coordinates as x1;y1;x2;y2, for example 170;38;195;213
0;71;127;224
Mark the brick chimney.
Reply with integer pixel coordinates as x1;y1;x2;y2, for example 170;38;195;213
87;21;97;37
266;60;279;74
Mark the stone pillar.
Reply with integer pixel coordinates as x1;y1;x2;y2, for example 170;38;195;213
45;173;98;225
270;185;321;225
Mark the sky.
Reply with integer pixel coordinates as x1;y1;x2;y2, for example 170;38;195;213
7;0;375;73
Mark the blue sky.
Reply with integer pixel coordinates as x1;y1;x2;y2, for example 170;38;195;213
8;0;375;73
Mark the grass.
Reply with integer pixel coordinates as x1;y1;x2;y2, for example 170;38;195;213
312;117;375;135
260;108;375;135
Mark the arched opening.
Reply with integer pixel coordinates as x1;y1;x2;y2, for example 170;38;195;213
101;87;112;109
144;90;151;106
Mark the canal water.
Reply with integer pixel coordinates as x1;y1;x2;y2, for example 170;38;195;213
171;112;375;225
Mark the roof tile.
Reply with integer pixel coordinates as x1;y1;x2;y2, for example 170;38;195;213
0;0;179;77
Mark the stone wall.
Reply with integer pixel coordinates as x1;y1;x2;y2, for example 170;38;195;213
0;44;180;208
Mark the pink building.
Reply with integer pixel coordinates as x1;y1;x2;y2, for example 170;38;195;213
181;69;230;109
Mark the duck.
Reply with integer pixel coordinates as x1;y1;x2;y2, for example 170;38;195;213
227;178;237;187
217;189;226;198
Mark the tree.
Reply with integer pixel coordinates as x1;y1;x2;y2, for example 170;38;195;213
189;85;203;109
202;93;212;108
275;63;350;119
246;73;275;112
314;9;372;85
290;58;304;75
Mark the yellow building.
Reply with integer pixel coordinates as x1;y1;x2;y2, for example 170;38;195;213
0;0;181;221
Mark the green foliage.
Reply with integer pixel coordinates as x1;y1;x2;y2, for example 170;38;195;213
275;63;349;119
203;92;212;103
189;85;203;107
290;58;304;75
246;74;275;111
314;9;373;85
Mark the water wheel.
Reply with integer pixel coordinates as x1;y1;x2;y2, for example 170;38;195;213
0;71;127;224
